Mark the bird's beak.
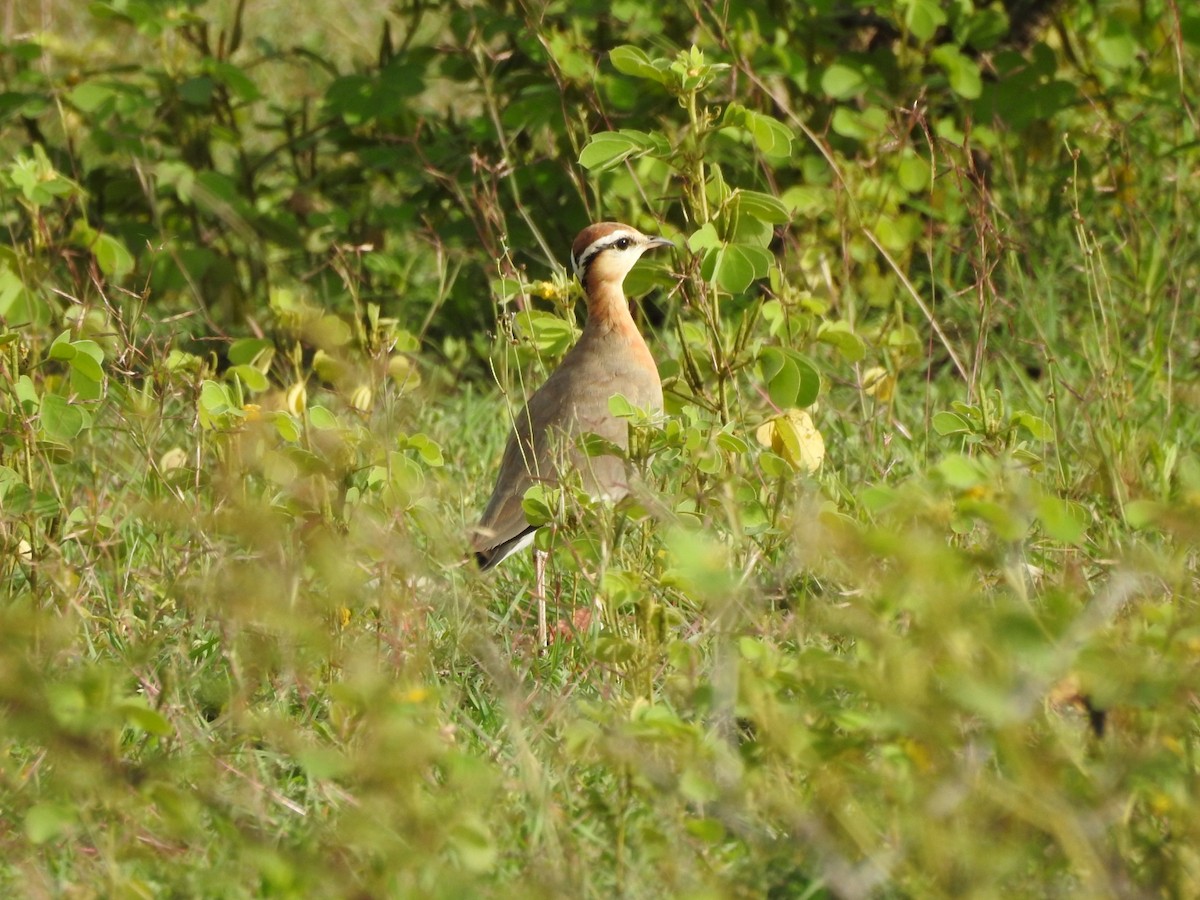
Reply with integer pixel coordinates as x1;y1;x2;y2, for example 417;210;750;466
644;235;674;250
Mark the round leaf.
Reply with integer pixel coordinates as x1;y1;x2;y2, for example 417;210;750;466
40;394;85;441
816;320;867;362
904;0;948;42
821;63;868;99
706;243;773;294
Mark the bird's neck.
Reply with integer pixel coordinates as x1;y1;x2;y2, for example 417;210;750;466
581;277;659;383
585;280;637;335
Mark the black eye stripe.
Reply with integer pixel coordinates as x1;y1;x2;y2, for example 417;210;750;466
571;232;639;278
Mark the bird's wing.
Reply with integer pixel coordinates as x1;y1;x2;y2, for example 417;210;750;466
471;369;575;564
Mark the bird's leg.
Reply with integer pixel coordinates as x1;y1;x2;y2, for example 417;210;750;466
533;547;549;649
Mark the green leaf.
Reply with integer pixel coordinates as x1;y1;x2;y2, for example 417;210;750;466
69;220;135;279
0;480;33;515
208;60;262;102
324;74;376;125
521;484;555;526
229;364;269;393
723;103;794;157
816;320;866;362
67;81;116;113
199;380;235;415
936;454;986;488
308;406;339;430
312;314;353;349
821;63;868;99
40;394;86;441
687;222;722;252
15;375;39;411
831;105;888;140
903;0;948;43
759;451;791;478
68;350;104;384
959;5;1011;50
273;413;301;442
25;803;76;845
738;636;767;661
932;411;973;435
72;339;104;366
48;331;75;361
119;701;173;736
578;130;664;172
729;210;773;247
51;333;105;384
8;145;83;207
405;432;445;467
874;212;921;253
388;451;425;496
734;190;790;225
608;393;637;418
794;356;821;408
450;817;498;873
0;266;50;327
932;46;982;99
749;112;793;158
1096;20;1137;68
609;46;670;85
1037;496;1087;544
959;496;1028;541
759;347;819;408
898;155;933;193
228;337;274;366
716;430;749;454
704;243;773;294
514;310;579;355
859;484;898;512
1013;411;1054;441
178;76;215;106
1124;499;1163;529
686;817;726;844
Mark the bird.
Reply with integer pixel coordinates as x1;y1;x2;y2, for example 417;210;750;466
472;221;673;642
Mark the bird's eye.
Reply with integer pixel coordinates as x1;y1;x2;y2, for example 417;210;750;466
614;238;632;250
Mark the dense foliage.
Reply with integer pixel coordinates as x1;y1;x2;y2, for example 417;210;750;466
2;0;1198;895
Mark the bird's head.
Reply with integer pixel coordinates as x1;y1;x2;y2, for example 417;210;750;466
570;222;673;293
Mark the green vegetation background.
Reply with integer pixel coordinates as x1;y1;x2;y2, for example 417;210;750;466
1;0;1198;895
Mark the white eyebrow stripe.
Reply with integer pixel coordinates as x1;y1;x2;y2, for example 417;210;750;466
571;231;640;278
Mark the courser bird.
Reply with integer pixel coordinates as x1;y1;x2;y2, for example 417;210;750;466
472;222;672;641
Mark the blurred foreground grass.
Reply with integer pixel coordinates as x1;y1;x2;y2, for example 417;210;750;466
2;195;1197;897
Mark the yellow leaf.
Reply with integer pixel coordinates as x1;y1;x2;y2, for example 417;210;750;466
389;354;421;390
159;447;188;471
759;409;824;473
313;349;347;384
285;382;307;416
349;385;373;412
861;366;895;401
754;419;774;448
